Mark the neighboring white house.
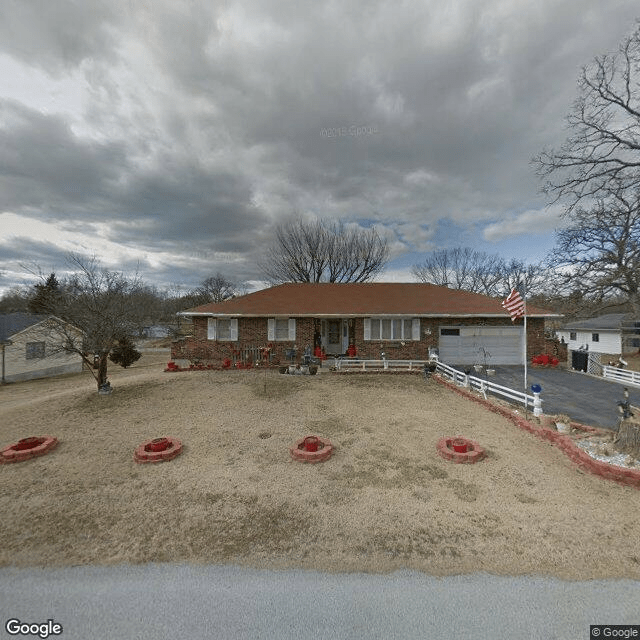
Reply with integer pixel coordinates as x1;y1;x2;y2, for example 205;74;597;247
0;313;83;383
556;313;640;359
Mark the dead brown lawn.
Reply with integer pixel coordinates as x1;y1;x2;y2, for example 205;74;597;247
1;350;640;579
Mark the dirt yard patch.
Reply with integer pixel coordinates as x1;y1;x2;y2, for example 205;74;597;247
1;351;640;579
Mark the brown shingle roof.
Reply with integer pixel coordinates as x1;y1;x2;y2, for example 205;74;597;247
180;283;558;318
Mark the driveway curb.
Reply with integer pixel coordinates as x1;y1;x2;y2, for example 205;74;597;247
435;375;640;488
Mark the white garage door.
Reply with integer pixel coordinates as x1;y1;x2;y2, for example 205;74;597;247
439;326;524;365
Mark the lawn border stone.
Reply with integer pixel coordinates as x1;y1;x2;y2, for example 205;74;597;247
435;375;640;488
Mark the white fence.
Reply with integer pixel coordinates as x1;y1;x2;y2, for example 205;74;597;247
331;358;540;412
333;358;432;372
435;362;538;411
602;365;640;388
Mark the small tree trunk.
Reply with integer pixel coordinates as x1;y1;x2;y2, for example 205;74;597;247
629;294;640;318
97;353;109;389
616;418;640;458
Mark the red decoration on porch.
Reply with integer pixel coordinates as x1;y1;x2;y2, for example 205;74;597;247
532;354;559;367
347;345;356;357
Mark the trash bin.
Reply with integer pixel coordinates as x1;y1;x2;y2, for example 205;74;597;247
571;350;588;372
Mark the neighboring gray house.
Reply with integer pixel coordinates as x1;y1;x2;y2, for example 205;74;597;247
556;313;640;360
0;313;83;383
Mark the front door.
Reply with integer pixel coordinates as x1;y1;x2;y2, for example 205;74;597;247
326;320;343;355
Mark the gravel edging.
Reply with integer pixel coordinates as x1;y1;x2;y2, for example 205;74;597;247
435;375;640;488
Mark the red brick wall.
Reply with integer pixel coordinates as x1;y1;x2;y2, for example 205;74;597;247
171;316;317;364
171;316;547;364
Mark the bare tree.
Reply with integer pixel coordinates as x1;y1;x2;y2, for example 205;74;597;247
412;248;503;295
193;273;237;304
534;24;640;210
548;184;640;315
413;248;548;297
28;255;148;391
260;218;389;283
496;258;549;298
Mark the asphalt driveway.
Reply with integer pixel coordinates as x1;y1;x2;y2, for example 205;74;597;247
462;365;640;429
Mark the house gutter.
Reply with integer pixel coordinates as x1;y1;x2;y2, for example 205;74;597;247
178;312;561;319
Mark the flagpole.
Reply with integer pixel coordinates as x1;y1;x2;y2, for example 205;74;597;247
523;292;528;418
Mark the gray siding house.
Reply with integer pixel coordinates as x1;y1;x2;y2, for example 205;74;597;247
0;313;83;383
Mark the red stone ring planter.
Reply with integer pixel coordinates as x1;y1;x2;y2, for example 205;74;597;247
437;436;485;464
1;436;58;464
134;437;183;463
290;435;333;463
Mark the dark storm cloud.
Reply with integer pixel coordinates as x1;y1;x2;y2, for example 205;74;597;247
0;100;128;214
1;0;640;294
0;0;119;75
0;237;72;267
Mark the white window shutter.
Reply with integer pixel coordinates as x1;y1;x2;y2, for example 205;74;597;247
412;318;420;341
363;318;371;341
267;318;275;341
230;319;238;341
288;318;296;340
207;318;217;340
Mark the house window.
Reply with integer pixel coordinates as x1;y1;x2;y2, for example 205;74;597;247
274;319;289;340
569;332;576;341
207;318;238;341
592;333;599;342
26;341;45;359
365;318;419;341
268;318;296;341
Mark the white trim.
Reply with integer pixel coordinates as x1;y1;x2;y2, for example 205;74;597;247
208;318;239;341
179;312;559;318
364;317;418;341
412;318;420;341
363;318;371;340
267;318;296;341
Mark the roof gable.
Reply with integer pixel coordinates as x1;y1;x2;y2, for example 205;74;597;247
562;313;635;331
180;283;558;318
0;313;48;342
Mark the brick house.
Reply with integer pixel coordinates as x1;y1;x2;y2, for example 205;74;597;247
172;282;559;366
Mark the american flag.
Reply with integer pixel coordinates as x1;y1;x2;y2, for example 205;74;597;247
502;288;525;321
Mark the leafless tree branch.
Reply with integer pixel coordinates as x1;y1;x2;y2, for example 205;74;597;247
259;218;389;283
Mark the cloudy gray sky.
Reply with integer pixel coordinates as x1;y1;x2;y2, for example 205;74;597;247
1;0;638;295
